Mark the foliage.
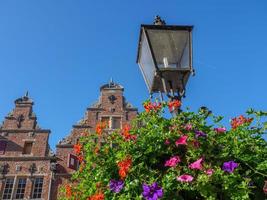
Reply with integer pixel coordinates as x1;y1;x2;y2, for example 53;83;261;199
61;101;267;200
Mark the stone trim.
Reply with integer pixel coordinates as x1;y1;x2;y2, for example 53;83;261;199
56;144;74;148
0;129;51;134
4;173;49;176
125;107;138;111
72;125;91;129
0;156;57;161
87;107;104;111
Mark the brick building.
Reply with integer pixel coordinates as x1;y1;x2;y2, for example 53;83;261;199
0;81;138;199
0;93;56;200
53;80;138;199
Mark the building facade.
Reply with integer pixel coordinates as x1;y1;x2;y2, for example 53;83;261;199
0;81;137;199
0;94;55;200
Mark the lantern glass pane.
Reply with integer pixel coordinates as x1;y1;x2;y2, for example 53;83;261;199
146;29;190;69
138;31;156;90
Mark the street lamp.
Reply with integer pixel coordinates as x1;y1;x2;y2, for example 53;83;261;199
137;16;194;101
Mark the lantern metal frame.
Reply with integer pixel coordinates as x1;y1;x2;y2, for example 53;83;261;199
136;16;194;100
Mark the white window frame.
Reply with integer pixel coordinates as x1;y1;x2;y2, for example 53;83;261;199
31;177;44;199
100;116;122;130
14;177;27;199
2;178;15;200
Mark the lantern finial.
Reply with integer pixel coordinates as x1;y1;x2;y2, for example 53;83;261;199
153;15;166;25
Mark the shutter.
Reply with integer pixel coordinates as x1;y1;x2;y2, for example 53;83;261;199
0;140;7;155
68;154;78;170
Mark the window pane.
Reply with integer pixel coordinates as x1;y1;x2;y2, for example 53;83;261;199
139;31;156;90
146;29;190;69
22;142;33;154
2;178;14;200
32;177;43;199
112;117;121;129
68;154;78;170
14;178;26;199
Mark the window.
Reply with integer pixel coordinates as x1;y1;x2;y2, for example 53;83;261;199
112;117;121;129
2;178;14;200
101;117;121;129
22;142;33;154
0;140;7;155
14;178;26;199
67;154;79;170
101;117;110;128
32;177;43;199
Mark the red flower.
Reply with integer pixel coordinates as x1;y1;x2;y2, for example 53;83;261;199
73;143;82;155
121;124;137;141
79;162;85;172
117;157;132;179
143;102;162;113
77;155;84;162
88;192;105;200
168;100;182;112
94;146;100;155
231;115;253;129
65;184;72;198
96;122;107;135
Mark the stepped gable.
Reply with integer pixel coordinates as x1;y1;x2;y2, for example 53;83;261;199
0;92;55;200
57;79;138;147
0;92;49;133
53;80;138;199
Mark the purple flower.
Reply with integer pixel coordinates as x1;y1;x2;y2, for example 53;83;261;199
142;182;163;200
195;130;207;138
222;161;239;173
109;179;124;193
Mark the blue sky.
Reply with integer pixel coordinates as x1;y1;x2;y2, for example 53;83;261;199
0;0;266;150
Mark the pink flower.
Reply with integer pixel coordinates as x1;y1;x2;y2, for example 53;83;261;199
189;158;203;170
175;135;188;146
184;124;192;131
214;127;226;133
164;156;181;167
177;174;194;182
164;139;170;145
205;169;214;176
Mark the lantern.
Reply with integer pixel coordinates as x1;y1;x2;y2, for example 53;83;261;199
137;16;194;98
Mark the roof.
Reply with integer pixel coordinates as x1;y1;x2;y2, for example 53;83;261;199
14;91;34;105
100;78;124;91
